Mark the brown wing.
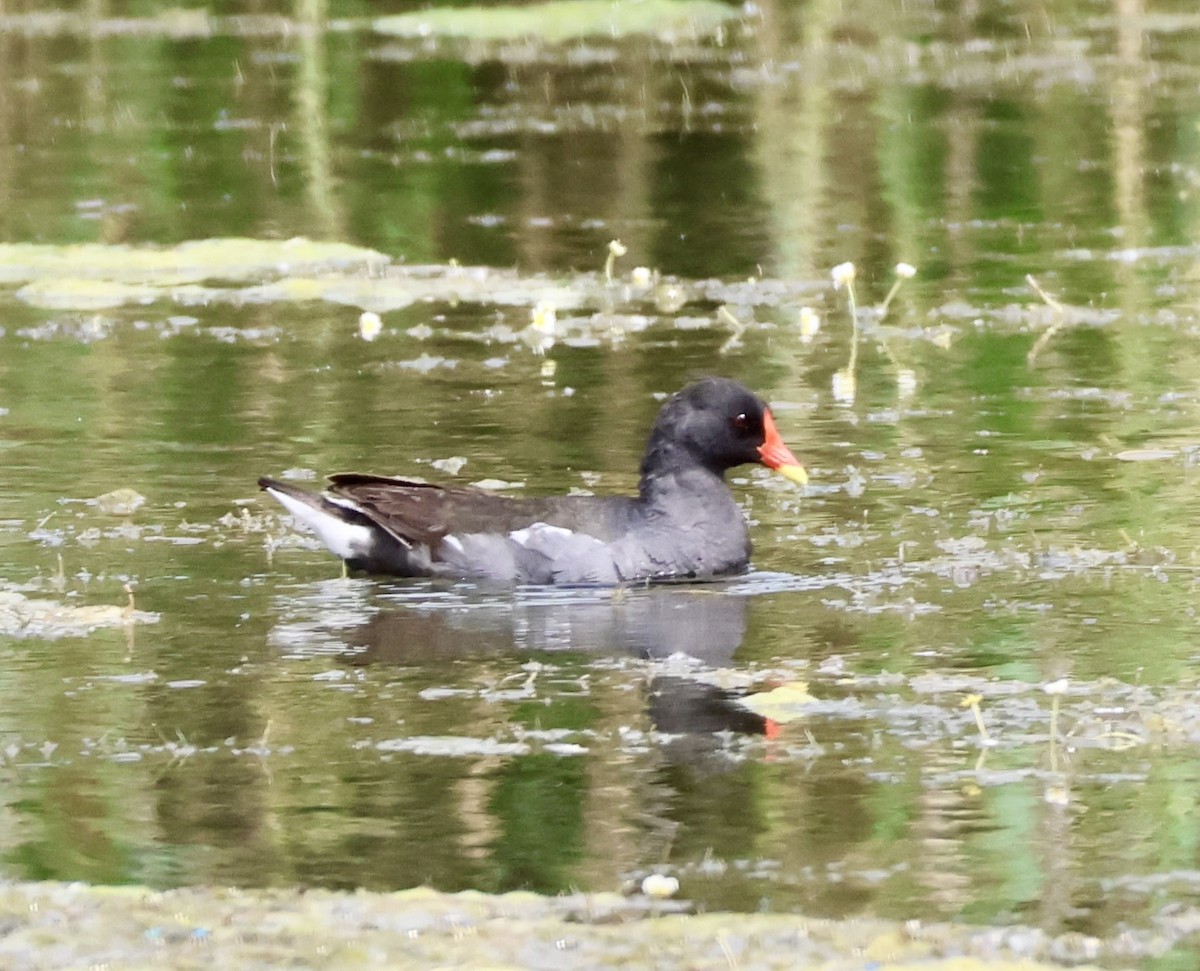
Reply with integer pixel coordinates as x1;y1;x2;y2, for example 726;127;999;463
326;473;614;551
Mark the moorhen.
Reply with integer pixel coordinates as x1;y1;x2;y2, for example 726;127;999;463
259;377;806;584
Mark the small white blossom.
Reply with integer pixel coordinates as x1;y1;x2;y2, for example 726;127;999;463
608;239;628;257
631;266;652;288
523;303;558;355
1044;785;1070;807
641;874;680;899
357;311;383;342
530;302;557;335
831;261;856;289
798;306;821;342
832;367;857;403
654;283;687;314
1043;678;1069;696
895;262;917;279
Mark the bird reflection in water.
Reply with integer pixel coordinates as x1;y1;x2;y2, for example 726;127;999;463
323;585;774;752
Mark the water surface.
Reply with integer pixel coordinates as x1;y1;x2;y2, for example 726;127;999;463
2;1;1200;966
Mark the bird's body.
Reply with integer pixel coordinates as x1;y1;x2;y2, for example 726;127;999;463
260;377;806;584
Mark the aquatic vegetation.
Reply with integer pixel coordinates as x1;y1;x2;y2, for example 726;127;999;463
88;488;146;517
14;278;160;311
603;239;626;284
0;238;388;288
376;735;531;757
875;262;918;321
828;260;921;404
0;240;645;320
0;588;157;639
0;239;849;359
960;692;993;746
1021;273;1115;365
372;0;739;44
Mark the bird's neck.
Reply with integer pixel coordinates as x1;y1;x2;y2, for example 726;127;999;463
638;442;726;506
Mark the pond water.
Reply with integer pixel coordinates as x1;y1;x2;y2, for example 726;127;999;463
3;0;1200;966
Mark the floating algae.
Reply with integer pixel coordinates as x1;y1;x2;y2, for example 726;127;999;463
373;0;739;44
0;238;389;289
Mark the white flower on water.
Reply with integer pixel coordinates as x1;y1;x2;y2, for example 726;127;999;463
832;367;857;403
641;874;680;899
631;266;653;288
831;261;856;289
798;306;821;342
357;311;383;342
1044;785;1070;807
530;301;557;335
895;262;917;279
522;302;558;356
605;239;628;283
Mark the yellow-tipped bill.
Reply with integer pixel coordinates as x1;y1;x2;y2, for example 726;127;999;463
775;462;809;486
758;410;808;487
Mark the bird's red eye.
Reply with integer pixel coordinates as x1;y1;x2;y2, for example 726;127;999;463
732;413;750;431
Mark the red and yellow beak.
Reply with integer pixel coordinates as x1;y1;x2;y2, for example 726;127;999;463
758;410;808;486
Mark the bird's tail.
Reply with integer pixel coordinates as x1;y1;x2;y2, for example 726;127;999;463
258;477;378;564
